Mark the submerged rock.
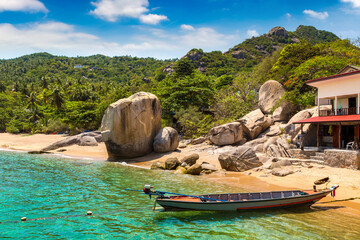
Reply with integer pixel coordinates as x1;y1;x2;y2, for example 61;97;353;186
165;157;180;170
174;166;187;174
150;161;165;170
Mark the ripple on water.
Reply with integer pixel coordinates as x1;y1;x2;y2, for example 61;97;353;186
1;151;360;239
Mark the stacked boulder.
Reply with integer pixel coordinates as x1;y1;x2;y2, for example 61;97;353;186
205;79;324;173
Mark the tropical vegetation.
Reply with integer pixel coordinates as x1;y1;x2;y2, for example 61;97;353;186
1;25;359;138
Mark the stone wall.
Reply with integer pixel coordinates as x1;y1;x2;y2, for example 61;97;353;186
324;149;360;170
288;149;316;159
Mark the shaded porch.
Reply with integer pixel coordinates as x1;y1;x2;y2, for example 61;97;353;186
294;115;360;149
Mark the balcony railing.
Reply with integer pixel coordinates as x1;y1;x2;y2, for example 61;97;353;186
319;107;358;116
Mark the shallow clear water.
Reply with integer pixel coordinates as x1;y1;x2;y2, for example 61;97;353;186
1;151;360;239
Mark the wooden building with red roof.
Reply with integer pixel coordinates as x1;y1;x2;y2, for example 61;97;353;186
294;65;360;149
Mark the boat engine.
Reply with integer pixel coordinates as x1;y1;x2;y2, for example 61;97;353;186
143;184;153;195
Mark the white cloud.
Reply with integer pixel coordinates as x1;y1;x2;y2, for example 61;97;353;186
0;22;122;57
0;21;241;59
0;0;48;13
90;0;168;24
286;13;291;18
341;0;360;8
247;29;259;38
180;27;237;49
303;9;329;20
139;14;168;24
180;24;195;31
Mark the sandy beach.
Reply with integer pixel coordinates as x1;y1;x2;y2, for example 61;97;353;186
1;133;360;215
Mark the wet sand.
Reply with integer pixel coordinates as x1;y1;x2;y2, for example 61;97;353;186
1;133;360;214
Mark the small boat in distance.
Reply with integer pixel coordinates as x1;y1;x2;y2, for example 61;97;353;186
132;184;339;211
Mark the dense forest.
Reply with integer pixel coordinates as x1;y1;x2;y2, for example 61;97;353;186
1;25;360;138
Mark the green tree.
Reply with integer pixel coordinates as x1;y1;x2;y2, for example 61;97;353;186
50;88;65;110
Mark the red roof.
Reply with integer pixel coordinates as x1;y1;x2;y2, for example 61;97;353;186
293;115;360;124
306;69;360;84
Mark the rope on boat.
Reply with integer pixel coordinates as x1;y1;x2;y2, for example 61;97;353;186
124;188;228;202
0;207;150;224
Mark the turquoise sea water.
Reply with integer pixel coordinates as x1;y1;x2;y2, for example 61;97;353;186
1;151;360;239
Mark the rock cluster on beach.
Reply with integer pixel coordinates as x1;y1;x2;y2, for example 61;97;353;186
201;80;327;175
40;81;323;177
41;92;180;161
150;153;219;175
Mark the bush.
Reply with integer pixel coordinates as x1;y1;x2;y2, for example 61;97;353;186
42;119;69;134
6;124;20;134
174;106;213;139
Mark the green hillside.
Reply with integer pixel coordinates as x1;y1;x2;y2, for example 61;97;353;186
0;25;358;138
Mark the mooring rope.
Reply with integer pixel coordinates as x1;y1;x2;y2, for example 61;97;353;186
0;207;150;224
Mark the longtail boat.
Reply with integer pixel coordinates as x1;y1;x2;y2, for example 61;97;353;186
129;184;339;211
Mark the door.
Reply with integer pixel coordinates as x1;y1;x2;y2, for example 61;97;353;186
349;97;357;114
332;125;340;148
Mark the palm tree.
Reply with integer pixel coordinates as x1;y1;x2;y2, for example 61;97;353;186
50;88;65;110
26;92;39;112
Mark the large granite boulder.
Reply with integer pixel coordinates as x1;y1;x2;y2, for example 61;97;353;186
218;146;262;172
153;127;179;153
208;122;243;146
282;108;313;137
258;80;286;114
239;109;273;140
101;92;161;160
273;103;293;122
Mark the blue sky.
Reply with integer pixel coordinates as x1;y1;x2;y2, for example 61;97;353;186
0;0;360;59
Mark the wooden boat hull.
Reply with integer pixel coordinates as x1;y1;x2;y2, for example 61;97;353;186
156;189;334;211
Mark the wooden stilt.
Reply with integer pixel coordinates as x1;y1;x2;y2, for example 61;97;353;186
317;123;320;148
339;123;342;149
